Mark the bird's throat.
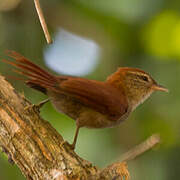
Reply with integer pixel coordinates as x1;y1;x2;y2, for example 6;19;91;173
127;90;153;111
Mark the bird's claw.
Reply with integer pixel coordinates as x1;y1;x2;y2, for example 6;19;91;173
24;104;40;112
60;141;75;150
24;99;50;112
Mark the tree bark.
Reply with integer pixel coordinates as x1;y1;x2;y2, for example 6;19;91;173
0;75;130;180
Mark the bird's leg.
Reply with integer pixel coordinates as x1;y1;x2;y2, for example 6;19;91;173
24;98;50;112
60;125;80;150
71;125;80;150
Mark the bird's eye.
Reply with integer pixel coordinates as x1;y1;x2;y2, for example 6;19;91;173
141;75;148;82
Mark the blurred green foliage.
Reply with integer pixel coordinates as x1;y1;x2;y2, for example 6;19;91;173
0;0;180;179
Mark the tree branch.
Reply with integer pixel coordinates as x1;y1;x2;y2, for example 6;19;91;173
120;134;161;162
0;75;130;179
0;74;162;179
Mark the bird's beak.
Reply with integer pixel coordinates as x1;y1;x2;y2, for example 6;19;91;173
152;84;169;92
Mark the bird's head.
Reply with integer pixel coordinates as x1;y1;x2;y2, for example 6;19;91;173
107;67;168;110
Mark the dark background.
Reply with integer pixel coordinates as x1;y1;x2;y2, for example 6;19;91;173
0;0;179;179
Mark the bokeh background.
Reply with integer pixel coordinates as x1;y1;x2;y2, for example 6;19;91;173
0;0;179;179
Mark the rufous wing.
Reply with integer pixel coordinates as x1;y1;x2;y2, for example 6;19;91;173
57;77;128;121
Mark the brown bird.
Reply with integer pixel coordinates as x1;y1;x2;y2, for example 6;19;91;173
3;51;168;149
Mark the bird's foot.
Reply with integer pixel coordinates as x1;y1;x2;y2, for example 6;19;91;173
24;99;50;112
24;104;40;112
60;141;75;150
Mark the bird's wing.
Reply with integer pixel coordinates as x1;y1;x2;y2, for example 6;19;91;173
58;77;128;121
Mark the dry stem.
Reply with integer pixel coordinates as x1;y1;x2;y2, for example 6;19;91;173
34;0;52;44
120;134;161;162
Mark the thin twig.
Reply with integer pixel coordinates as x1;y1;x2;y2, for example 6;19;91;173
120;134;161;162
34;0;52;44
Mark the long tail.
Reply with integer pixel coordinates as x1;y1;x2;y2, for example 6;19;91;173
3;50;58;94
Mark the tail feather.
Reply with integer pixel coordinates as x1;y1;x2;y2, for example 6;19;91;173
6;50;54;81
3;50;58;94
26;81;47;94
13;68;51;84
